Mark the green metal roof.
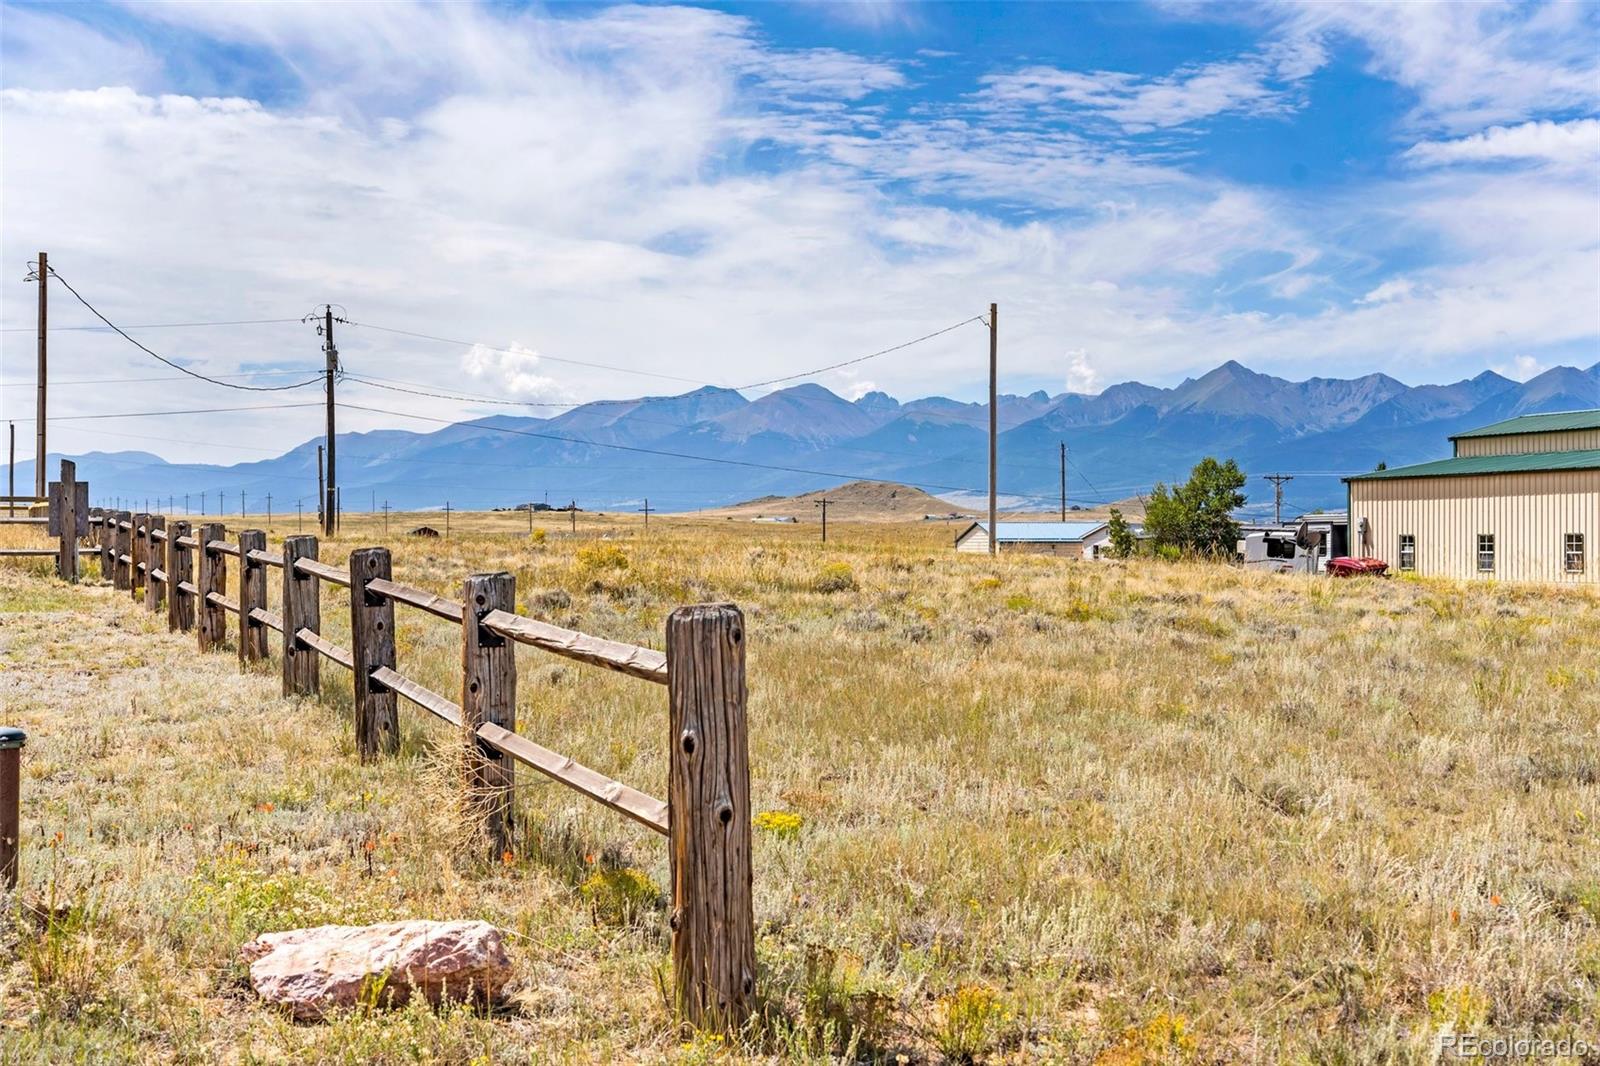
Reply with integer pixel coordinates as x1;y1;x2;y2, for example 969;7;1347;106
1346;449;1600;482
1448;409;1600;439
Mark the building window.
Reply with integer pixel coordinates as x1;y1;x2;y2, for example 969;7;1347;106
1565;533;1585;573
1398;534;1415;571
1476;534;1495;572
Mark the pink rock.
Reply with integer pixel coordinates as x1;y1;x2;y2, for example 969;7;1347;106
240;919;511;1020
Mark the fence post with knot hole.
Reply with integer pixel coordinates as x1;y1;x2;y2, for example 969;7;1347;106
167;520;193;632
462;572;516;861
197;522;227;652
665;603;755;1033
349;547;399;761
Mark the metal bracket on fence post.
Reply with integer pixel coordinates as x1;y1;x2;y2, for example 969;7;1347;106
0;726;25;892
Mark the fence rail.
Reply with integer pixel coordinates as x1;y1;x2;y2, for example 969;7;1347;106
5;462;754;1032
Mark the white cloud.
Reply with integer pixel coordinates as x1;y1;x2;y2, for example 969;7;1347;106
1358;278;1417;305
1404;118;1600;167
1062;349;1099;393
461;343;566;399
1493;354;1548;381
1279;1;1600;132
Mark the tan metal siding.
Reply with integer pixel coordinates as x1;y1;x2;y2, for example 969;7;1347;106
1454;429;1600;457
1350;469;1600;583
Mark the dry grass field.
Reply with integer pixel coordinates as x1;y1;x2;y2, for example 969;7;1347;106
1;509;1598;1063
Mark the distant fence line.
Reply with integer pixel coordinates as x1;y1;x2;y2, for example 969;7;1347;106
5;461;756;1033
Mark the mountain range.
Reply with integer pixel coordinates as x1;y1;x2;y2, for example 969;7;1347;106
19;360;1600;517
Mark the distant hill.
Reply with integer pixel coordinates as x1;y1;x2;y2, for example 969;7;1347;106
710;480;966;522
21;361;1598;516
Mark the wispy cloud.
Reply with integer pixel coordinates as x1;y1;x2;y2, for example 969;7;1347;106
1404;118;1600;167
977;38;1325;133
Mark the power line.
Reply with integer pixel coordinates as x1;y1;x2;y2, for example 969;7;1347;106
0;369;323;389
8;402;320;422
0;317;301;333
342;320;710;386
335;400;1002;499
37;264;324;392
732;315;986;391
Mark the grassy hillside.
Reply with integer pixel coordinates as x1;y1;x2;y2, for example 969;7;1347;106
1;510;1597;1062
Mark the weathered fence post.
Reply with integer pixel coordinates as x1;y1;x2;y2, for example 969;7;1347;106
145;515;166;613
167;520;194;632
665;604;755;1032
281;535;320;697
47;459;82;583
0;726;23;892
349;547;399;761
98;510;114;584
197;522;227;652
113;511;132;591
238;529;268;665
131;512;149;599
462;572;517;860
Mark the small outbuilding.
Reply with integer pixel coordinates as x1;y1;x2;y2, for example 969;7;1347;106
955;521;1109;557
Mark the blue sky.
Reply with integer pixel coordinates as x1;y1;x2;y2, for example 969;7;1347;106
1;0;1597;462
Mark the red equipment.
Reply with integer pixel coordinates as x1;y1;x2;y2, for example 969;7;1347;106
1327;556;1389;577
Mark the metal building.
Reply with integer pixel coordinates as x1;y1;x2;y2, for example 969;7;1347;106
1345;410;1600;583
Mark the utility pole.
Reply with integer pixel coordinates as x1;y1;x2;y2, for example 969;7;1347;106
383;500;389;535
298;499;303;532
266;493;272;529
200;491;206;517
987;302;998;556
1263;473;1294;526
445;501;451;538
184;493;189;515
34;251;46;500
316;445;325;531
815;498;830;543
639;498;652;530
319;307;339;537
1059;442;1067;522
570;500;576;536
240;490;245;519
527;501;533;537
7;422;14;517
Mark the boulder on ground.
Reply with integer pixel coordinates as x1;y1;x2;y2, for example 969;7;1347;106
240;919;511;1020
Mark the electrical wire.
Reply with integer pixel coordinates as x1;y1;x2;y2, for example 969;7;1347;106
335;400;1007;499
733;315;986;391
341;321;710;386
8;402;321;422
0;317;301;333
0;369;324;389
32;263;324;392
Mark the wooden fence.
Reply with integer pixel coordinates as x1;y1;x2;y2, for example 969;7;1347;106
11;462;755;1031
0;459;83;581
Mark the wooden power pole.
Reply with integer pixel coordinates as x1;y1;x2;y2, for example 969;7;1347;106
1060;442;1067;521
815;497;829;543
34;252;47;499
988;302;998;556
322;308;338;536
